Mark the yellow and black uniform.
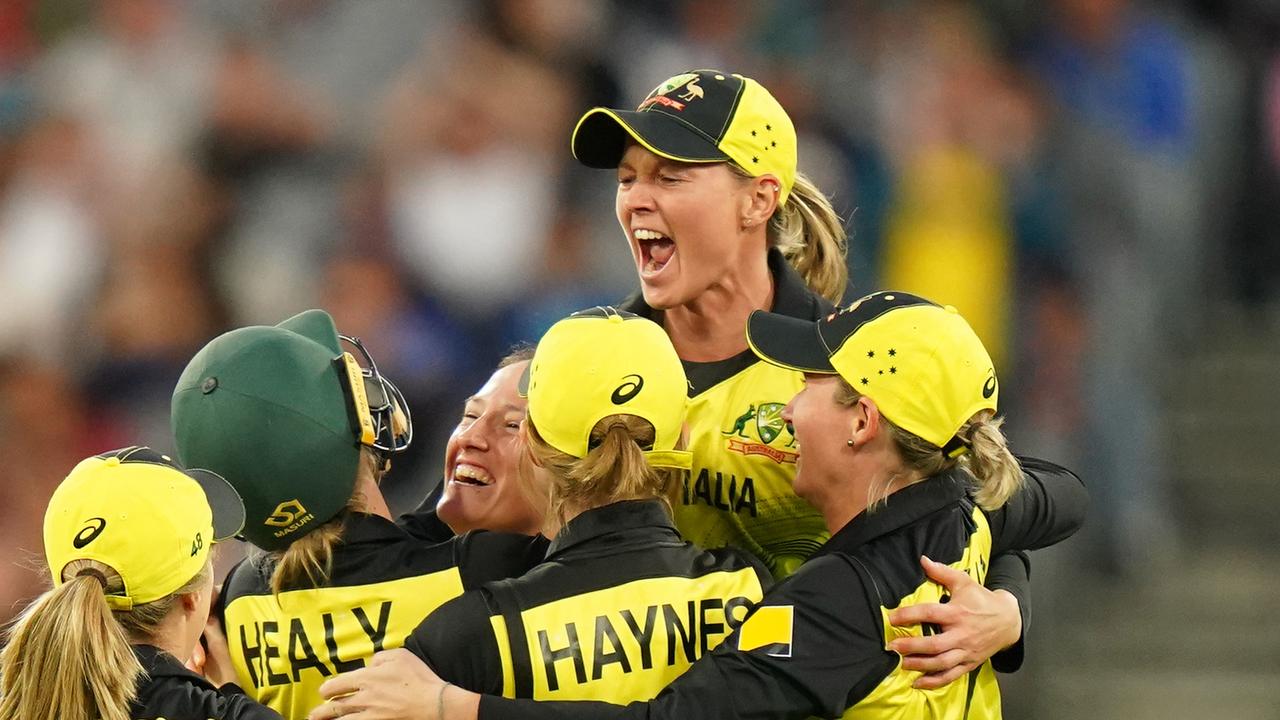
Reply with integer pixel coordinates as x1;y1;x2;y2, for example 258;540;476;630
621;250;1035;671
405;500;772;703
623;249;829;579
476;460;1087;720
169;309;552;718
219;515;546;719
130;644;283;720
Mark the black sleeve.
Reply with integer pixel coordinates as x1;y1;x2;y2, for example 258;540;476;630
135;676;285;720
454;531;549;588
479;556;896;720
984;551;1030;673
404;591;507;696
987;456;1089;556
395;479;456;543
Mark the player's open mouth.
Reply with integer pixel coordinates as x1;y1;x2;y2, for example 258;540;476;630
635;228;675;277
451;463;493;487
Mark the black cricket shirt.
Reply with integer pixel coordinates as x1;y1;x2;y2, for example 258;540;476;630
618;247;1035;668
129;644;282;719
219;512;547;719
405;499;773;703
478;459;1087;720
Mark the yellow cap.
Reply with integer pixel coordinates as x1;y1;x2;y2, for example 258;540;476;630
572;70;798;204
44;447;244;610
520;308;691;469
746;292;998;456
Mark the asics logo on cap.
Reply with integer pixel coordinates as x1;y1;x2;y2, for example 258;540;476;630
611;374;645;405
72;517;107;549
983;374;997;399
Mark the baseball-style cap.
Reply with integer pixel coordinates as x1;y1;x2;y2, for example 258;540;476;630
519;307;692;470
44;446;244;611
172;309;374;551
746;291;998;458
572;69;798;204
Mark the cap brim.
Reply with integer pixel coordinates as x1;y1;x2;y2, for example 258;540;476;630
572;108;729;169
746;310;838;374
517;361;531;398
186;468;246;541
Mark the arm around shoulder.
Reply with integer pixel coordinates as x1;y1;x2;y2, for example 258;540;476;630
987;456;1088;555
405;589;507;696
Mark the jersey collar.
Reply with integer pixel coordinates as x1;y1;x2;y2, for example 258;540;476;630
817;469;970;557
546;499;681;559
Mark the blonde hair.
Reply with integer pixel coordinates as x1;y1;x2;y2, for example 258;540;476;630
835;381;1022;511
730;165;849;304
523;413;683;529
267;447;383;594
0;558;212;720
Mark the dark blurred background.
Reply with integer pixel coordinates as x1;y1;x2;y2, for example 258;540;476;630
1;1;1276;717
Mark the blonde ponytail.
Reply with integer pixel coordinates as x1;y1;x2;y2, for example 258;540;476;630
269;515;346;595
771;172;849;304
955;411;1023;511
269;447;384;594
0;559;212;720
524;414;682;529
834;382;1022;510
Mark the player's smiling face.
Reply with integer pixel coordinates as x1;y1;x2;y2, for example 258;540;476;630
616;144;755;309
782;374;856;511
437;361;542;536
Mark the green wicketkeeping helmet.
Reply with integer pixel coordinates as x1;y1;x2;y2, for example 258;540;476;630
171;310;411;551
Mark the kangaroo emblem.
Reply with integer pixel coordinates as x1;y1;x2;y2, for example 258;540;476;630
678;78;704;101
724;404;756;438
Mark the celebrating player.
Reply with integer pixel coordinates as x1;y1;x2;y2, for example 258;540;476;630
396;308;771;703
569;68;1060;678
0;446;280;720
398;347;543;543
311;292;1088;720
170;310;545;719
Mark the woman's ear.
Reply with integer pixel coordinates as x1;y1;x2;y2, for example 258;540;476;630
741;175;781;229
849;396;881;447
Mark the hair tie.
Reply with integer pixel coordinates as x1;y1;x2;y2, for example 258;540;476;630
940;436;970;459
586;420;632;450
74;568;110;590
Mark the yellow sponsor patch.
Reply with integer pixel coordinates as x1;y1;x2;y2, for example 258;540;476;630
736;605;793;657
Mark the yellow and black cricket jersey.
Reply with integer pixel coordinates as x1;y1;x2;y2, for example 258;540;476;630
621;250;1046;674
404;500;772;704
622;250;835;579
129;644;283;719
478;460;1088;720
219;513;547;720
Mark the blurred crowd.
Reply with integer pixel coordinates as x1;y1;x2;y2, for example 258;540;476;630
2;0;1278;630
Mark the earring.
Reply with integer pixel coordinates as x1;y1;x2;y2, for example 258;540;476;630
846;439;855;447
